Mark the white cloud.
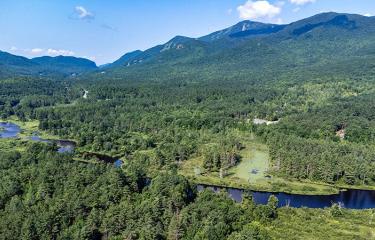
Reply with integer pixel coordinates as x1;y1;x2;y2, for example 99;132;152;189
275;18;284;24
47;49;75;56
227;8;233;15
23;48;75;56
30;48;44;54
293;7;301;12
9;46;80;58
75;6;94;20
364;13;372;17
289;0;315;5
237;1;281;20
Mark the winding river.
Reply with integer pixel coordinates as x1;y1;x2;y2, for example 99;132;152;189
197;185;375;209
0;122;121;164
29;135;76;153
0;122;76;153
2;122;375;209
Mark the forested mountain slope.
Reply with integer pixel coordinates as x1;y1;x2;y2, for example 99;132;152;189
31;56;97;75
2;12;374;82
2;11;375;240
2;13;375;187
98;12;375;86
0;52;97;77
52;13;375;187
198;20;286;42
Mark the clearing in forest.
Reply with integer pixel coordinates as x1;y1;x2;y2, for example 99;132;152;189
179;136;271;187
230;142;269;182
179;135;338;195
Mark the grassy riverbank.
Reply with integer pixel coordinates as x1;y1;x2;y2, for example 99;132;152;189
3;116;60;140
1;117;125;165
183;173;339;195
2;118;375;195
180;138;340;195
180;135;375;195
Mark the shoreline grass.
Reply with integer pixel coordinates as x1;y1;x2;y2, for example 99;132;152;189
2;119;375;195
180;137;341;195
3;116;62;140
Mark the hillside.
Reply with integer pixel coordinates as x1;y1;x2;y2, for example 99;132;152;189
2;11;375;240
2;12;373;81
98;12;375;85
199;20;285;41
32;56;97;75
0;51;39;76
52;12;375;191
0;52;97;77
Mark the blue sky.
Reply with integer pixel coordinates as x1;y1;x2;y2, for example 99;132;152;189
1;0;374;64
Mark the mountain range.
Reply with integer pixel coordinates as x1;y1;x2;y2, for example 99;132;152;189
0;52;97;77
1;12;374;79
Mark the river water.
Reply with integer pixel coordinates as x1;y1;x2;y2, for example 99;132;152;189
3;122;374;209
0;122;21;138
197;184;375;209
0;122;76;154
0;122;123;166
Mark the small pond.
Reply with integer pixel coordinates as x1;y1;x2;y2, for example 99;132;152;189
0;122;21;138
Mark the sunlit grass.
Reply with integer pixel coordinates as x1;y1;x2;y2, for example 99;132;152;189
230;141;269;182
269;208;375;240
4;116;65;140
179;133;339;195
0;139;28;152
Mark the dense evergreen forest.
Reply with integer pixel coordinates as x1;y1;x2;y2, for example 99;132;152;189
0;143;278;239
0;143;374;239
1;12;375;239
7;73;375;187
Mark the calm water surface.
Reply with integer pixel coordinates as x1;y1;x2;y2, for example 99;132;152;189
1;122;76;153
3;122;375;208
197;185;375;209
0;122;21;138
114;159;123;168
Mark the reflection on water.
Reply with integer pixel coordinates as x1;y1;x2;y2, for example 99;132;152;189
0;122;76;153
197;185;375;209
0;122;21;138
30;135;50;143
2;122;375;208
114;159;123;168
29;135;76;154
55;140;76;153
1;122;123;168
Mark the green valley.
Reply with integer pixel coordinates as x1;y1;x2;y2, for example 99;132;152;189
1;9;375;240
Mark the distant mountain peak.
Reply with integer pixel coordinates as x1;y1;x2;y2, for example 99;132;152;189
0;51;97;77
32;55;97;69
280;12;369;38
292;15;356;36
101;11;375;73
167;35;192;43
160;36;193;52
108;50;144;68
0;51;37;67
199;20;285;42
